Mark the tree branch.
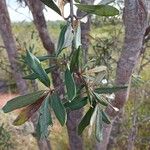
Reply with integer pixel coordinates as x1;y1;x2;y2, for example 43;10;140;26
70;0;74;25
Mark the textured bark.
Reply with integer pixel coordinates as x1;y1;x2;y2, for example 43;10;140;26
0;0;28;95
66;64;83;150
107;109;124;150
96;0;148;149
66;109;83;150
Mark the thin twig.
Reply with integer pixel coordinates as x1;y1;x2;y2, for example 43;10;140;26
70;0;74;25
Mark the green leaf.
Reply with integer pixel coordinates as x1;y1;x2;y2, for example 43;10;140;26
76;84;85;95
64;97;88;111
23;66;55;80
65;67;76;101
40;0;61;16
57;24;68;55
57;23;74;55
102;111;111;124
13;95;47;126
62;24;74;48
75;4;119;16
3;91;45;113
99;0;115;5
37;55;56;62
25;50;50;87
94;86;127;94
70;48;80;73
95;106;103;142
90;105;98;127
50;92;67;126
36;94;53;139
78;107;95;135
74;22;81;49
93;92;108;106
75;0;80;3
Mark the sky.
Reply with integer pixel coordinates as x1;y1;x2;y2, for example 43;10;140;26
6;0;101;22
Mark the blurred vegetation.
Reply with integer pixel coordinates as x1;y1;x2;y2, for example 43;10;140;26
0;123;13;150
0;16;149;149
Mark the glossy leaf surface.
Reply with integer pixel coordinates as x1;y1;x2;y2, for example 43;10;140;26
102;110;111;124
25;50;50;87
3;91;45;113
36;95;53;139
41;0;61;16
50;92;67;126
13;95;47;126
64;97;88;111
70;48;80;73
75;4;119;16
94;86;127;94
78;107;95;135
23;66;55;80
95;107;103;142
65;68;76;101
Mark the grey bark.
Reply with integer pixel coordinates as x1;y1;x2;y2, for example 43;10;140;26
66;109;83;150
0;0;28;95
108;3;150;148
107;109;124;150
96;0;148;149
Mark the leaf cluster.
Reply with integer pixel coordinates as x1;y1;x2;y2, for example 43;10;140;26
2;0;127;142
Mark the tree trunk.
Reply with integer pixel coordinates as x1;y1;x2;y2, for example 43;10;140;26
96;0;148;149
0;0;28;95
107;109;124;150
66;109;83;150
